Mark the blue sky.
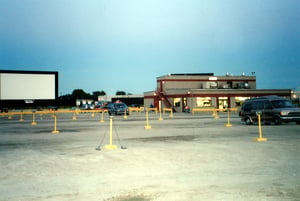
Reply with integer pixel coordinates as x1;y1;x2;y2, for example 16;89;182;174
1;0;299;95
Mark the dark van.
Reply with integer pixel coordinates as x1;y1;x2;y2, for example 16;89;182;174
239;95;300;125
107;102;129;116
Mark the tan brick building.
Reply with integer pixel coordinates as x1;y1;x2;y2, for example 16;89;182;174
144;73;292;112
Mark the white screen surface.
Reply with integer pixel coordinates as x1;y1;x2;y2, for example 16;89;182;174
0;73;56;100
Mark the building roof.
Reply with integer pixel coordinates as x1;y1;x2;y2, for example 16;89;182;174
157;73;256;81
169;73;214;76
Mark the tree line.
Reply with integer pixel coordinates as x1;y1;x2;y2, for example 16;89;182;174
57;89;130;105
0;89;133;109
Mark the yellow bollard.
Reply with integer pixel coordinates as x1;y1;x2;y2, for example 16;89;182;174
104;116;117;150
214;109;219;119
224;110;232;127
72;112;77;120
254;112;267;142
31;112;37;125
8;115;12;120
52;114;60;134
144;111;152;129
123;110;128;119
169;109;173;118
19;112;24;122
158;109;163;121
100;111;105;123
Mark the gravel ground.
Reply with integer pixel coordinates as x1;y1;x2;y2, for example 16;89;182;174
0;112;299;201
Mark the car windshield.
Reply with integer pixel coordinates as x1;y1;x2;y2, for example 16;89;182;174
115;104;126;108
271;100;294;108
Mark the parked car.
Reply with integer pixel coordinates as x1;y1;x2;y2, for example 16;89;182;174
95;101;110;110
107;103;129;116
80;104;94;110
47;106;58;111
0;107;9;113
239;95;300;125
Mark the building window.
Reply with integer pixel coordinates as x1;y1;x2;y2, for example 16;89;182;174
196;97;212;107
173;98;181;107
219;97;228;109
235;97;250;106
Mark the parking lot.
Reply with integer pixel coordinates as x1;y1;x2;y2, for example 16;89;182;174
0;112;299;201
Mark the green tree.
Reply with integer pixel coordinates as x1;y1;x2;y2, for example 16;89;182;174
72;89;91;99
93;91;106;96
116;91;126;95
92;91;106;100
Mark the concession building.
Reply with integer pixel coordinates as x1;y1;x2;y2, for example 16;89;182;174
144;73;292;112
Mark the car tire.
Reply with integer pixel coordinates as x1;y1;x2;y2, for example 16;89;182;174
264;121;271;125
273;116;282;125
245;117;252;125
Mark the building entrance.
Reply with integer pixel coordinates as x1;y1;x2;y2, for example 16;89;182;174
218;97;228;109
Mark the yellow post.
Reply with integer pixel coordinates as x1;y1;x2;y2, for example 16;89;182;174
169;109;173;118
8;115;12;120
224;110;232;127
123;110;128;119
254;112;267;142
91;112;95;117
19;112;24;122
158;107;163;121
72;112;77;120
104;116;117;150
214;109;219;119
100;110;105;123
144;111;152;129
31;112;37;125
212;110;216;116
158;111;163;120
52;114;60;134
